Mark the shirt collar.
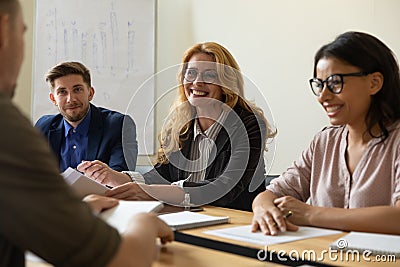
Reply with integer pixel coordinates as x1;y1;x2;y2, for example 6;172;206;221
193;119;204;139
63;106;91;137
193;109;229;140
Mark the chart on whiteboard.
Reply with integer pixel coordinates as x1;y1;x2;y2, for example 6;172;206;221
33;0;155;155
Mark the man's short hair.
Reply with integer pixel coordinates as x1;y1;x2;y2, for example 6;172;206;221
46;61;92;89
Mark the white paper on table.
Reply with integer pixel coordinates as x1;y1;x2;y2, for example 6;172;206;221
204;225;342;246
99;200;164;233
61;167;108;198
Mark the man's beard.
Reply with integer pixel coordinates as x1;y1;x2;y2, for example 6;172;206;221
61;106;89;122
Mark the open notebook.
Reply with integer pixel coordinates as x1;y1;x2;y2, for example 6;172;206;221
330;232;400;257
158;211;229;231
99;200;164;233
62;167;108;198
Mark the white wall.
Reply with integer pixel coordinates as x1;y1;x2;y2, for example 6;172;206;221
155;0;400;174
18;0;400;173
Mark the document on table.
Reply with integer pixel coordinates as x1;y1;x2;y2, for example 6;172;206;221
330;231;400;257
100;200;164;233
62;167;108;198
204;225;342;246
158;211;229;230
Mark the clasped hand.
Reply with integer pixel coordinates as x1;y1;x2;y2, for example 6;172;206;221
105;182;153;201
252;196;314;235
77;160;131;187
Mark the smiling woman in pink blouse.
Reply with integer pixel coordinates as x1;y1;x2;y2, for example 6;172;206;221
252;31;400;235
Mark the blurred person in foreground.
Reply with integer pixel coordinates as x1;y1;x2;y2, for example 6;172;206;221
0;1;172;266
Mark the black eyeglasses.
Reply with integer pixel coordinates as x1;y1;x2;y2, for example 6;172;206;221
183;68;218;84
309;72;370;96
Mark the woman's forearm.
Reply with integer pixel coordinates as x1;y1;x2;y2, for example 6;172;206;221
309;205;400;234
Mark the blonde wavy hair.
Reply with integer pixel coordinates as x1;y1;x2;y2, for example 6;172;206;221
157;42;276;164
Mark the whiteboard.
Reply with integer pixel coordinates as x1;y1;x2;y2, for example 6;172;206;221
33;0;155;155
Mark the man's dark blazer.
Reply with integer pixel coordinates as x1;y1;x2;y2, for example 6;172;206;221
144;104;266;211
35;103;138;171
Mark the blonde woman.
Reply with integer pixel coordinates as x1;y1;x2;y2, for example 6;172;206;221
93;42;275;210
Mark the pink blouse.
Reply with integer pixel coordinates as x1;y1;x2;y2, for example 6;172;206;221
267;121;400;208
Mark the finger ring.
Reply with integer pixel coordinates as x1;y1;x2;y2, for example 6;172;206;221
284;210;293;219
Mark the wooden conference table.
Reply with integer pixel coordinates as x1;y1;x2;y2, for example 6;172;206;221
27;242;270;267
27;206;398;267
